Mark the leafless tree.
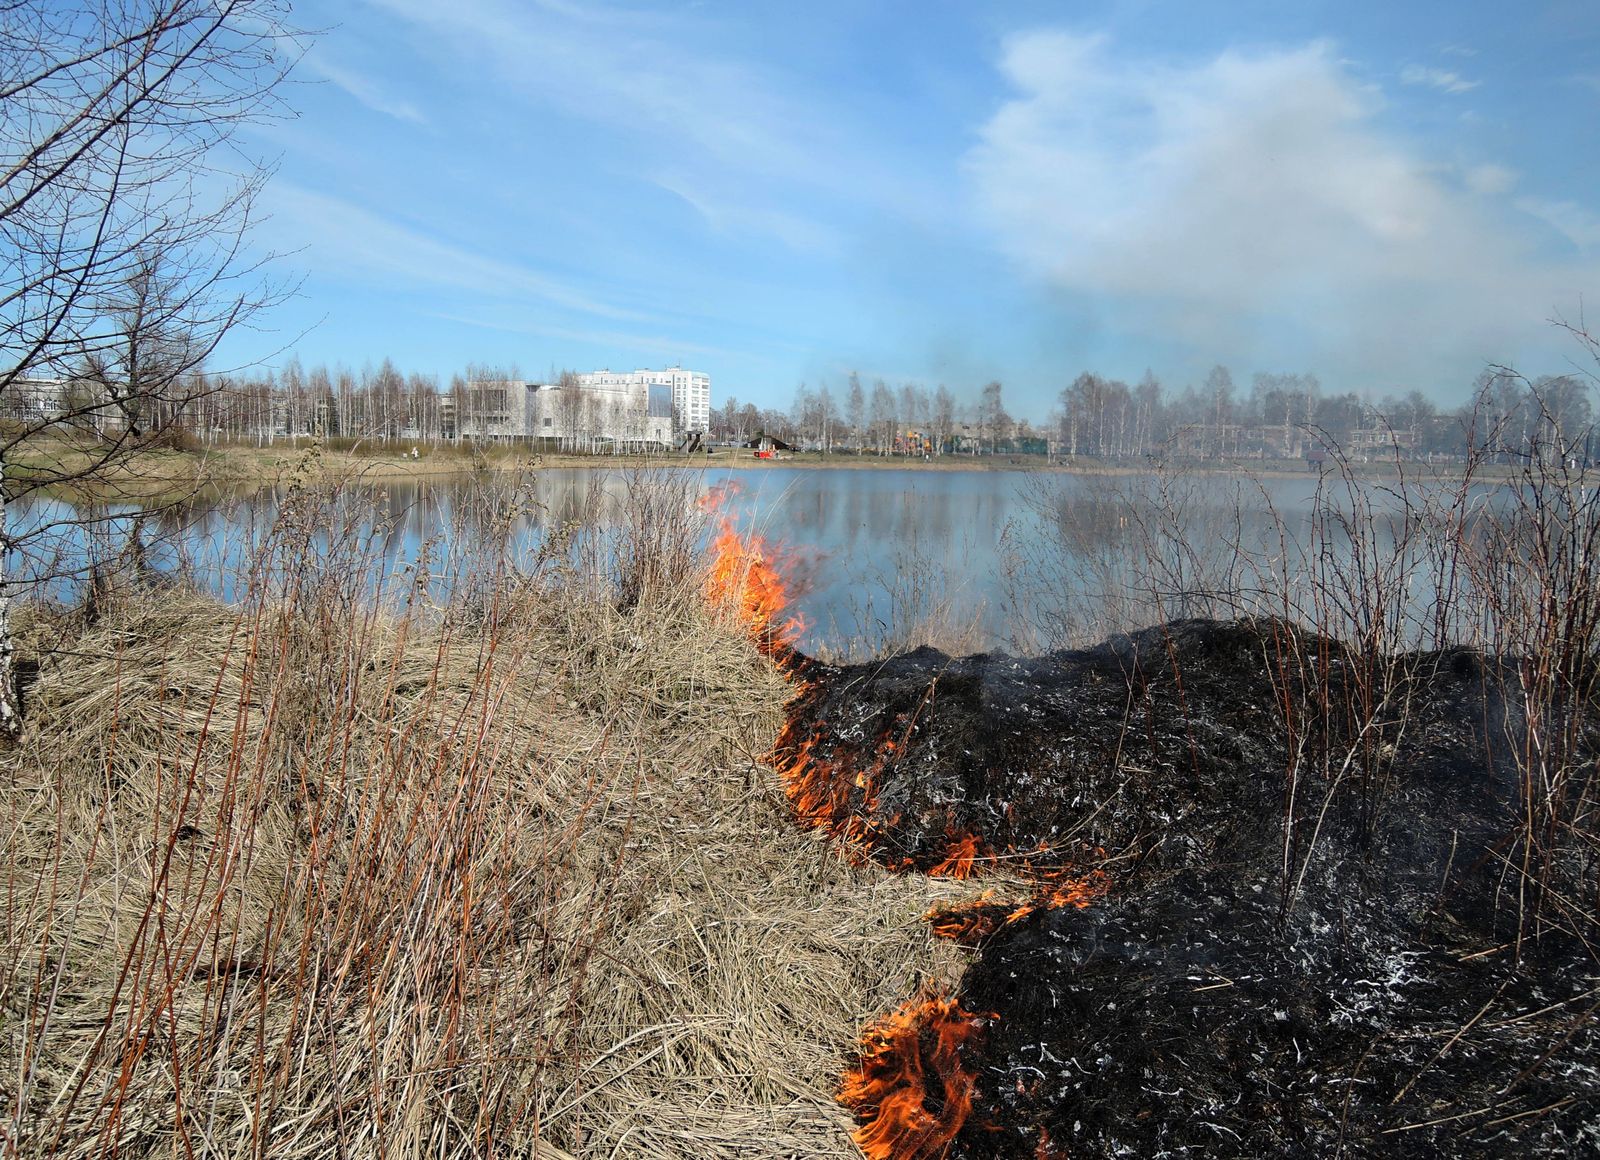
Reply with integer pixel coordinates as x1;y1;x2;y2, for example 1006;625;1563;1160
932;383;954;455
978;380;1011;454
868;379;896;455
846;372;865;450
553;371;585;450
0;0;303;733
582;391;604;453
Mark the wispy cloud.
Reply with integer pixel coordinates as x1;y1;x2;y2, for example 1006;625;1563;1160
268;184;648;321
1400;64;1479;94
362;0;903;242
365;0;798;165
1518;198;1600;250
652;175;841;256
966;33;1594;384
299;51;429;124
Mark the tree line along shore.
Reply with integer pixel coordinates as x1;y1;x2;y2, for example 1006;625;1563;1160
11;433;1531;511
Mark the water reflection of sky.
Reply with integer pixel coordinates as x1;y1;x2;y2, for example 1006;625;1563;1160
12;466;1501;654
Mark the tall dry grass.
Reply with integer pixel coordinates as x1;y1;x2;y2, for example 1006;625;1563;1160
1;464;967;1158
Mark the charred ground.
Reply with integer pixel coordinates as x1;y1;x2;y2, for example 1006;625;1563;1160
776;618;1600;1158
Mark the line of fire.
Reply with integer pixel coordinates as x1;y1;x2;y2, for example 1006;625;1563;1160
701;486;1597;1159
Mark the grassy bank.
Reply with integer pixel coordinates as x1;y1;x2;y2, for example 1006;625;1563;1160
0;473;969;1158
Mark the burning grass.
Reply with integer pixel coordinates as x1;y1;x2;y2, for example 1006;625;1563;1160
781;619;1600;1158
554;449;1600;1159
755;410;1600;1158
837;990;988;1160
0;472;972;1159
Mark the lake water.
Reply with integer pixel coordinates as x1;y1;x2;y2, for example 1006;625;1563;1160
12;464;1444;655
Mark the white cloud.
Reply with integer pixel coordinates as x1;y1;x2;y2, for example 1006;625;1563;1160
966;33;1597;385
1400;65;1479;94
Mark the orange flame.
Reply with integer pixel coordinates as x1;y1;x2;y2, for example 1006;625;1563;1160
923;890;1006;945
699;481;1120;1159
702;482;807;659
924;868;1111;945
839;990;988;1160
771;717;899;861
926;832;985;880
998;867;1111;929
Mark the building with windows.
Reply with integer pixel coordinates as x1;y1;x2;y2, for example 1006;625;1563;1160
444;373;676;449
2;377;69;424
1;375;136;435
437;365;708;446
539;374;673;449
578;367;710;434
443;379;535;442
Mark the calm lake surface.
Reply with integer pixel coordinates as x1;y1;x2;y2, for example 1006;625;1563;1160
14;465;1388;654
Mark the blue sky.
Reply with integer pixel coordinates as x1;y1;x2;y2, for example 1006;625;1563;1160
230;0;1600;420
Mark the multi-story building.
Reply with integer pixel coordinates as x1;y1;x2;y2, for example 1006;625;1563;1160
445;374;675;449
436;366;709;446
649;367;711;434
2;375;136;435
577;367;710;434
539;374;673;449
1;377;69;424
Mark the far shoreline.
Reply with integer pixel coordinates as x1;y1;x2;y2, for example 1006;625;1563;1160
15;437;1511;505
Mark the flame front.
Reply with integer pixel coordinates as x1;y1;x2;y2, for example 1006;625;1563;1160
838;991;988;1160
701;486;992;875
769;713;908;863
924;868;1111;946
699;486;1115;1160
703;483;805;660
926;832;984;880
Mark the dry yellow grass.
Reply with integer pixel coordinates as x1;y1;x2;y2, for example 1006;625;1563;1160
0;474;969;1159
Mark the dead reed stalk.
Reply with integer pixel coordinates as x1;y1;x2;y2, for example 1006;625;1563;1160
0;466;965;1159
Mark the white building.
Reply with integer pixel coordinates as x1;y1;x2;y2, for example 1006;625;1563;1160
444;380;537;442
1;375;134;434
539;375;673;449
442;366;707;445
2;377;69;424
446;376;673;449
580;367;710;434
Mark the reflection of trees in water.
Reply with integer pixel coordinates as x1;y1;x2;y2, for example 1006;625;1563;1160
18;465;1496;657
1004;466;1528;654
803;477;1013;659
1008;470;1356;649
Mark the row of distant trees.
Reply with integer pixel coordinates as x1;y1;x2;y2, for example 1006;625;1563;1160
179;361;673;451
716;376;1026;456
94;354;1593;468
180;357;472;445
159;357;1600;465
717;365;1596;463
1050;365;1594;461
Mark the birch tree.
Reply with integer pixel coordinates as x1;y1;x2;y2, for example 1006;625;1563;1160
0;1;302;734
